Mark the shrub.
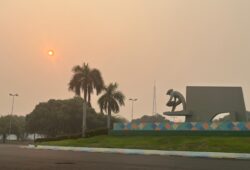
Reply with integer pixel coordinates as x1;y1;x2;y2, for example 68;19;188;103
35;127;108;143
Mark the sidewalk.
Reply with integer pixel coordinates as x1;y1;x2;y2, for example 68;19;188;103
23;145;250;160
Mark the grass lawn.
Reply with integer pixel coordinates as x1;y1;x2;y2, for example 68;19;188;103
39;135;250;153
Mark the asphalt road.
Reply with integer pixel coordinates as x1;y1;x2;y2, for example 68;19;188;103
0;144;250;170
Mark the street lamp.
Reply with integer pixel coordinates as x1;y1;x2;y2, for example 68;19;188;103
9;93;18;136
129;98;137;121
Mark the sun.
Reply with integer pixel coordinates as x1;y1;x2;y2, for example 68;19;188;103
48;50;54;56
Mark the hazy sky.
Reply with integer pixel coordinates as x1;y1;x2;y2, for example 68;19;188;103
1;0;250;121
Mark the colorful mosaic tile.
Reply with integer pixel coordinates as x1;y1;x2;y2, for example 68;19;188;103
113;122;250;131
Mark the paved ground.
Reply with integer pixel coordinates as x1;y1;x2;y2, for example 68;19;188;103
0;144;250;170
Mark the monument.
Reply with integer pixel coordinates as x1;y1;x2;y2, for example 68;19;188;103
113;86;250;132
164;86;247;122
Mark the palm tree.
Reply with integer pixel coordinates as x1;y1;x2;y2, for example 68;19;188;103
98;83;125;132
69;63;104;137
68;63;104;106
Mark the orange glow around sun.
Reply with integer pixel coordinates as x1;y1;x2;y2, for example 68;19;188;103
48;50;54;56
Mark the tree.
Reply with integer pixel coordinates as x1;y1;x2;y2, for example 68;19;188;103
26;98;84;137
0;116;9;143
25;98;126;137
68;63;104;137
132;114;169;123
98;83;125;132
0;115;25;143
11;116;25;140
68;63;104;106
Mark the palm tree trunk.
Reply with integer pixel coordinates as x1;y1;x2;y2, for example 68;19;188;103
82;102;87;138
87;91;91;107
107;107;111;134
83;88;87;102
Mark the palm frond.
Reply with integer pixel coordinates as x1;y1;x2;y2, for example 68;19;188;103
110;99;120;113
113;91;125;106
69;63;105;107
97;82;125;114
72;65;82;73
91;69;104;94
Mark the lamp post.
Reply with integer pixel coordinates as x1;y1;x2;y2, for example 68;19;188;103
129;98;137;121
9;93;18;136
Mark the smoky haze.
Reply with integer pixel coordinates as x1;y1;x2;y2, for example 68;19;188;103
1;0;250;121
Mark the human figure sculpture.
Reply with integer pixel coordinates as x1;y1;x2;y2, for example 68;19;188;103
164;86;247;122
166;89;186;112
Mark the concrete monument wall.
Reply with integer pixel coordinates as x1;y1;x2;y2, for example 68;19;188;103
186;86;246;122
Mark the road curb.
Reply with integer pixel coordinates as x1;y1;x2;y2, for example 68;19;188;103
23;145;250;160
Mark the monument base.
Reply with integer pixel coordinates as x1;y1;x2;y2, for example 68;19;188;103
113;122;250;131
163;111;191;116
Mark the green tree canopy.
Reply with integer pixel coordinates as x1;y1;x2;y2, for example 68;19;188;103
132;114;170;123
26;97;125;137
0;115;25;142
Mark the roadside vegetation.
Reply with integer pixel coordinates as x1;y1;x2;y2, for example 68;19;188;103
40;135;250;153
0;115;25;142
26;97;126;138
1;63;126;143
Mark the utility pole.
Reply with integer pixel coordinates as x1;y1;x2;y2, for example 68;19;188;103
9;93;18;136
129;98;137;121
